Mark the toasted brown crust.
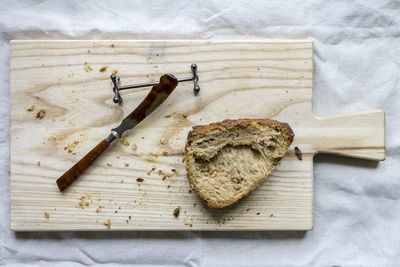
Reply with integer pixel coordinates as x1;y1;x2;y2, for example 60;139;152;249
184;119;294;208
187;119;294;143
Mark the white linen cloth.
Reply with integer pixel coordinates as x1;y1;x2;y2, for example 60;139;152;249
0;0;399;266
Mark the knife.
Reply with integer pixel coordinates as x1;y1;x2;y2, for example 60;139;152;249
56;73;178;191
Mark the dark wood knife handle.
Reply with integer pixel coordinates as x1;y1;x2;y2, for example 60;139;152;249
56;139;110;191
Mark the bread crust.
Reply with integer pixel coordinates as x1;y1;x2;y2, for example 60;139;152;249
184;119;294;208
187;119;294;144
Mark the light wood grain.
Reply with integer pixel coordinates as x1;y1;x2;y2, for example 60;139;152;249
9;40;385;231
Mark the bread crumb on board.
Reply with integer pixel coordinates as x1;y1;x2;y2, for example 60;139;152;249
160;138;168;145
136;178;144;182
112;69;118;75
131;143;137;150
173;207;180;218
120;179;124;183
96;205;104;213
76;195;93;210
106;163;112;167
294;146;303;160
64;140;79;153
104;219;111;229
99;65;108;72
270;213;275;217
36;109;46;119
120;136;130;146
44;212;50;219
157;169;173;178
164;112;175;118
37;161;40;166
124;162;129;167
146;156;158;163
84;62;93;72
26;105;36;112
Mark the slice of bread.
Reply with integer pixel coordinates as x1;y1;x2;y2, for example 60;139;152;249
184;119;294;208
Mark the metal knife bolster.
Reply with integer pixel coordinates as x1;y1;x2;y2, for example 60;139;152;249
106;119;138;142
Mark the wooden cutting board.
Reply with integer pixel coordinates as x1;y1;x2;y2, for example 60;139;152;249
10;40;385;231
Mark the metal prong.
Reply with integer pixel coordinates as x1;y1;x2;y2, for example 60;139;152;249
110;64;199;103
110;74;122;104
191;63;200;95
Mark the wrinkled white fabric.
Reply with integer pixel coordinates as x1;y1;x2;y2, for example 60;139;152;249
1;0;399;266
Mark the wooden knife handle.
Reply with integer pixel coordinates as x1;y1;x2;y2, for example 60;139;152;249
56;139;110;191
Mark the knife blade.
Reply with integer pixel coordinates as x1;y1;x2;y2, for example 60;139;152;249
56;73;178;191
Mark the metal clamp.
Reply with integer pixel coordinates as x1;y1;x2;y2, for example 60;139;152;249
110;63;200;104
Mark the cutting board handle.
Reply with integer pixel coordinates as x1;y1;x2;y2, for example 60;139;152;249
313;109;385;160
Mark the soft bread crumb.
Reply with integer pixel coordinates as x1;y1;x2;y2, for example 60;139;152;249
64;140;79;153
121;136;130;146
146;156;158;163
44;212;49;219
83;62;93;72
164;112;175;118
37;161;40;166
160;138;167;145
36;109;46;119
99;65;108;72
104;219;111;229
26;105;36;112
